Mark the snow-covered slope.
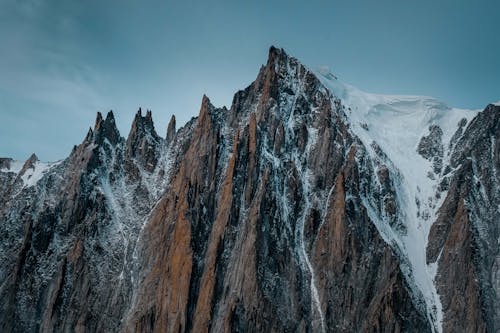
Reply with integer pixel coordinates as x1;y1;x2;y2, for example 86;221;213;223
20;160;61;188
316;69;480;332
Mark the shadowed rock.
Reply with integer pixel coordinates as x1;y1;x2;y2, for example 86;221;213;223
0;47;498;333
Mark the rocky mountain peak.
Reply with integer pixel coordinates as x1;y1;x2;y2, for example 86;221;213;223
166;114;176;144
125;108;162;172
19;153;38;176
0;47;498;333
199;94;213;119
92;110;121;146
127;108;160;147
132;108;155;130
94;111;103;130
267;45;287;67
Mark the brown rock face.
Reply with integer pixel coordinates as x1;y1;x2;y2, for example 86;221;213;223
311;150;429;332
427;105;500;332
126;108;162;173
122;47;431;332
0;47;498;333
0;109;180;333
166;115;176;145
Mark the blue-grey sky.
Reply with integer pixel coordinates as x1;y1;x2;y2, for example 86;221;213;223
1;0;499;161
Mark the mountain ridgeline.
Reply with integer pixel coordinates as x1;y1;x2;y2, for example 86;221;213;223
0;47;499;333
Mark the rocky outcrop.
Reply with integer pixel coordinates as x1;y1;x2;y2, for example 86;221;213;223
93;111;121;146
312;149;430;332
166;115;176;145
122;46;432;332
418;125;444;174
427;104;500;332
126;108;162;173
0;108;181;333
0;47;498;333
18;153;38;177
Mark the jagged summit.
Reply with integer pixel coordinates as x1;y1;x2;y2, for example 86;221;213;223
0;47;498;333
92;110;121;146
267;45;288;64
166;115;176;144
129;108;158;137
200;94;214;109
94;110;117;130
126;107;161;171
19;153;38;175
94;111;103;130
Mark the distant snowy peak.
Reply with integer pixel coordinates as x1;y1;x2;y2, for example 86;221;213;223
0;153;60;188
315;68;479;150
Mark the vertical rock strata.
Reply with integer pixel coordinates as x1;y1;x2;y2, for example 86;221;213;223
0;47;498;332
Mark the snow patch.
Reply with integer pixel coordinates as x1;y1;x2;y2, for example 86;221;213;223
20;162;49;187
19;160;62;188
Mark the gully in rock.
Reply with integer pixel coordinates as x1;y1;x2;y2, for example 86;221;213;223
0;47;498;333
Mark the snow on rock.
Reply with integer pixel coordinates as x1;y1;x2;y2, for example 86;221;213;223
0;156;61;189
19;160;57;188
315;69;480;332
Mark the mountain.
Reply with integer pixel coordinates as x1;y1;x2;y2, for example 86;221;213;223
0;47;498;333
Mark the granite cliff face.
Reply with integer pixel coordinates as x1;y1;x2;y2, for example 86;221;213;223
0;47;498;332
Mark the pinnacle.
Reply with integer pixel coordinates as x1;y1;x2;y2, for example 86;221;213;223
201;94;211;106
266;45;289;67
198;94;215;123
105;111;115;123
27;153;39;163
166;114;176;144
91;110;121;146
127;108;159;145
94;111;103;131
19;152;39;175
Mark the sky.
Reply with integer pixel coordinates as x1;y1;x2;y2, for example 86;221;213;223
1;0;499;161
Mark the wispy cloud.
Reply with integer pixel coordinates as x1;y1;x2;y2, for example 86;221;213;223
0;1;110;160
0;1;106;113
